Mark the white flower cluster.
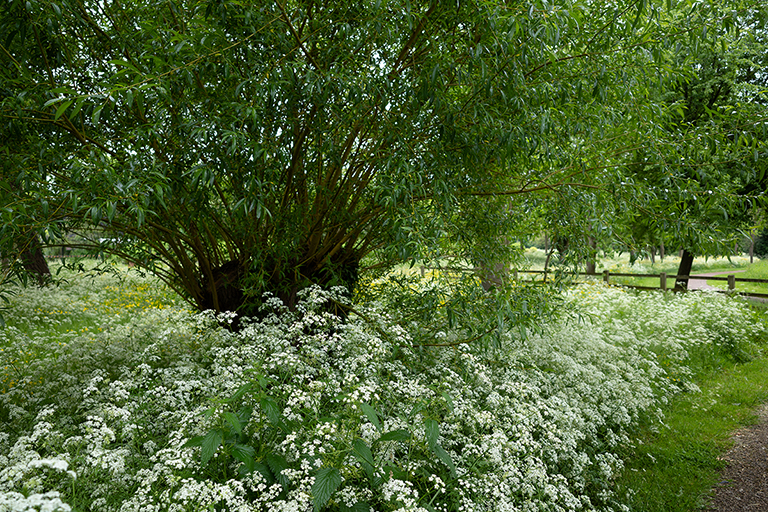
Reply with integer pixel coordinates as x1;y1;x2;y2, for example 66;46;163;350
0;270;765;511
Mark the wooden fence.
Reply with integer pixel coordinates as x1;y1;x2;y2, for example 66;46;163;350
513;270;768;299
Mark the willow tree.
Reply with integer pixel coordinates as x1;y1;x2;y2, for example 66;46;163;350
1;0;755;316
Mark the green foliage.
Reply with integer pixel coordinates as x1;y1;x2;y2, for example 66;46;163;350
616;357;768;512
3;265;766;511
2;0;765;317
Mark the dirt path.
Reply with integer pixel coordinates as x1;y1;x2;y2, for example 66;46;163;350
706;403;768;511
688;271;748;292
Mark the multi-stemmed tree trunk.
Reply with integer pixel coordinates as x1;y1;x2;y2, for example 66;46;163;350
1;0;763;319
18;232;50;286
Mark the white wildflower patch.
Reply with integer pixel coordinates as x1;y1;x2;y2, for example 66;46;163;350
0;267;765;511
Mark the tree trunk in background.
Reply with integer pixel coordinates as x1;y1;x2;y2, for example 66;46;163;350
660;242;665;262
479;262;509;291
585;237;597;274
674;249;694;290
18;232;50;286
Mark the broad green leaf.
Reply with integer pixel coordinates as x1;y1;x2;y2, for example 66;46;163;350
260;397;280;425
359;402;381;432
378;429;411;442
340;502;371;512
424;418;439;450
231;443;255;465
227;382;253;403
182;435;204;448
433;444;456;478
352;439;375;478
311;467;342;512
265;453;289;487
200;428;224;465
237;406;253;426
222;412;242;434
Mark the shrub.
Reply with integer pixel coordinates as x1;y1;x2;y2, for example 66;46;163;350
0;271;764;511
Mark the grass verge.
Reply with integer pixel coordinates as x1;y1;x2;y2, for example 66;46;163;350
615;355;768;511
706;260;768;295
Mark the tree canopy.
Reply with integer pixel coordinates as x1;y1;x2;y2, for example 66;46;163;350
1;0;766;319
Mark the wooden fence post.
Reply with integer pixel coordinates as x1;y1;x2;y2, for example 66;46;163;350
603;270;610;284
660;272;667;291
728;274;736;291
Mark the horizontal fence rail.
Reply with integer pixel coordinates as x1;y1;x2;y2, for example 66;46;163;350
512;270;768;299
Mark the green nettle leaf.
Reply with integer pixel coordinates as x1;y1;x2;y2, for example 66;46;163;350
340;503;371;512
312;467;342;512
231;443;255;465
352;439;375;478
222;412;242;434
182;435;204;448
265;453;290;487
237;406;253;427
227;383;253;403
359;402;381;432
200;428;224;465
260;397;281;426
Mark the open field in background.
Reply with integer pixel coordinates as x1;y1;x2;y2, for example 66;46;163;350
518;247;765;292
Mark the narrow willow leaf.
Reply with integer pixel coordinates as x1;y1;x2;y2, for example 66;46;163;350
54;100;73;120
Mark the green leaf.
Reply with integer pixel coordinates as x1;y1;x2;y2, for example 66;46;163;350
265;453;289;487
200;428;224;465
246;461;274;484
54;100;73;120
231;443;255;465
227;382;253;403
260;396;280;425
441;392;454;414
359;402;381;432
237;406;253;427
378;429;411;442
182;435;204;448
92;106;103;124
222;412;242;434
433;444;456;478
424;418;439;450
312;467;342;512
340;502;371;512
352;439;375;478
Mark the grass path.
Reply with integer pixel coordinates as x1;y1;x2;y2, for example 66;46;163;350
616;352;768;511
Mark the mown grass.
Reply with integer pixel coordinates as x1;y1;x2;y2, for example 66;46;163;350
615;337;768;511
705;260;768;295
